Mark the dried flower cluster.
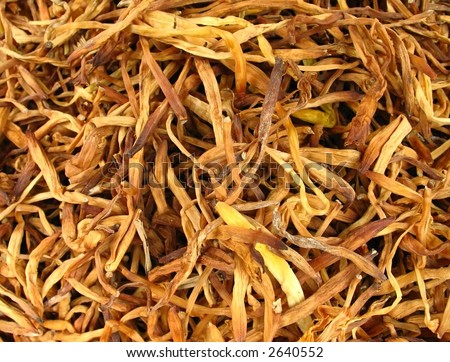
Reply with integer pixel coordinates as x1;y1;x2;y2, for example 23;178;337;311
0;0;450;342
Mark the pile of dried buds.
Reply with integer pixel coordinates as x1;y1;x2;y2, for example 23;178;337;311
0;0;450;341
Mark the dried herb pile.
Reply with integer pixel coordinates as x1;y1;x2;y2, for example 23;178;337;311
1;0;450;342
